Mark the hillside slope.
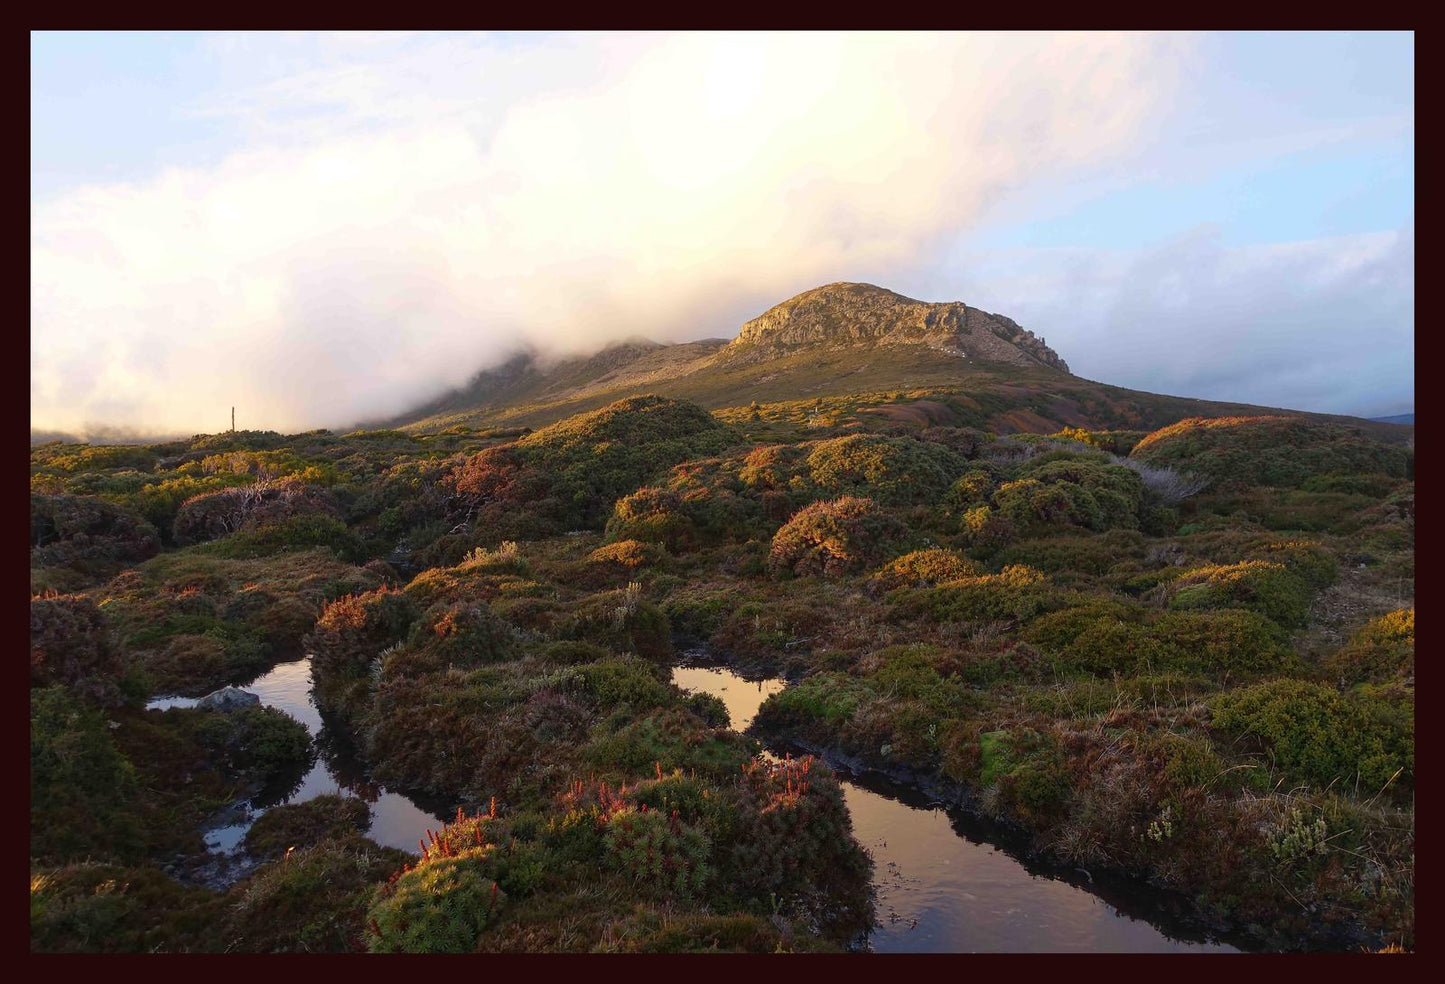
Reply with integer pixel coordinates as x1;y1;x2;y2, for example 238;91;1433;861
384;283;1408;442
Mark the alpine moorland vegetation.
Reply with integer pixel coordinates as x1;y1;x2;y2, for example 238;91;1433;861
31;382;1414;952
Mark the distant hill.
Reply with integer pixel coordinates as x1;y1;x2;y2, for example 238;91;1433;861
1370;413;1414;425
30;427;188;447
381;282;1410;442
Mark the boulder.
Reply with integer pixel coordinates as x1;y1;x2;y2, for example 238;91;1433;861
196;686;261;712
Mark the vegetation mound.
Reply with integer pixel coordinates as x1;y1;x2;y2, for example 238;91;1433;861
1131;416;1411;489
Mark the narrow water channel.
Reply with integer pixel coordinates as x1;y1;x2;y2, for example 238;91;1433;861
147;658;448;857
670;663;1241;953
150;656;1241;951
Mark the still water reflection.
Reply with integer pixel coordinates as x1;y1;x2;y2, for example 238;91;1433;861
148;656;1241;951
147;658;448;855
670;662;1240;953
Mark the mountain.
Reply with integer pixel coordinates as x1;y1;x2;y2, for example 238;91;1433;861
1370;413;1414;425
725;283;1068;371
382;283;1409;441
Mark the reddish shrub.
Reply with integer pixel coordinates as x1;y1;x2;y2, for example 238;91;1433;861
30;595;128;706
768;496;905;578
306;588;420;680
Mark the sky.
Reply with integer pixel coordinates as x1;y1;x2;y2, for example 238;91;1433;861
31;31;1413;437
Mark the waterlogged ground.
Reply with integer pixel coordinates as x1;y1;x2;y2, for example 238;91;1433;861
149;658;1238;950
671;663;1239;953
148;659;446;858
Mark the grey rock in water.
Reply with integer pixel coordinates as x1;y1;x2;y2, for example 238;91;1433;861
196;686;260;711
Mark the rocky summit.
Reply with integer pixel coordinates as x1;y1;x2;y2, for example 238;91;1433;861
725;283;1069;372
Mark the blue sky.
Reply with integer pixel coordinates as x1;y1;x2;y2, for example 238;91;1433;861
31;32;1413;434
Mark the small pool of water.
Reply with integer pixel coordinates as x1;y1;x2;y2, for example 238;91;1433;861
147;658;448;857
670;662;1241;954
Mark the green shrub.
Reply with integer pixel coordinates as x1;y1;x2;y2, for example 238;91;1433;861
1051;427;1148;456
995;529;1146;577
1254;539;1338;589
130;628;270;700
30;863;222;953
30;687;143;863
1198;488;1374;533
724;755;872;940
1053;609;1291;678
606;488;701;553
1301;473;1402;497
662;590;741;641
407;600;518;670
1352;608;1414;648
561;587;672;661
1147;610;1295;677
242;795;372;859
31;494;160;581
603;806;711;897
202;514;364;562
1211;679;1412;792
684;692;730;729
366;847;504;952
583;707;751;779
943;467;999;512
448;396;731;536
36;443;160;473
228;833;409;952
992;474;1136;536
1024;600;1142;652
537;640;612;665
1015;458;1145;529
891;565;1050;623
576;657;673;712
1058;618;1161;675
958;504;1018;552
190;706;314;780
1131;416;1409;489
401;560;539;609
1140;731;1230;793
1326;609;1414;685
803;434;966;505
1165;561;1315;628
753;673;869;727
172;480;340;546
970;728;1071;824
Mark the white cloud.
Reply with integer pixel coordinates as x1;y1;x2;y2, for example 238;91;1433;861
32;31;1186;435
923;222;1414;417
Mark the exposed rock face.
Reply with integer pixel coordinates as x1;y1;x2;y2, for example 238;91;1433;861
725;282;1070;372
196;686;261;712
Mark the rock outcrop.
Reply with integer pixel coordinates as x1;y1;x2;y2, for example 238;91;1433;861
724;282;1069;372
